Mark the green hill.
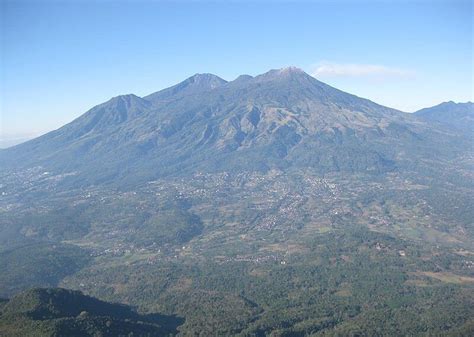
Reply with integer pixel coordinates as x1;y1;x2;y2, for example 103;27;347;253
0;288;183;337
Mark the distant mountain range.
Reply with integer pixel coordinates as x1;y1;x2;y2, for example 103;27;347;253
1;67;471;187
415;101;473;133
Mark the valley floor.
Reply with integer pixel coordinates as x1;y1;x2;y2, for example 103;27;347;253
1;169;473;336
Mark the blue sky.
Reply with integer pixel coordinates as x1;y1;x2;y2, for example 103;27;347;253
1;0;472;143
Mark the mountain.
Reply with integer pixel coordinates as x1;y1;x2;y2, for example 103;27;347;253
0;67;468;187
415;101;473;133
0;288;183;337
0;68;473;336
145;73;228;103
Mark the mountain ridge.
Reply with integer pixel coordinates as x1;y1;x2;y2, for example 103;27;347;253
415;101;473;134
144;73;227;103
0;68;470;187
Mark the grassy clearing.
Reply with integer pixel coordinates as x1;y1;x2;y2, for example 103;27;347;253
414;271;474;284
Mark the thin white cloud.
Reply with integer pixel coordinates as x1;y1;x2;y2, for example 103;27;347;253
311;61;413;78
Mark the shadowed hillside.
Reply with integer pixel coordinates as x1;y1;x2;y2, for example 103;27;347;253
0;288;184;337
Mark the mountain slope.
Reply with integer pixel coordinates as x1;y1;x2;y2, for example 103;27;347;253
415;101;473;133
144;73;227;103
1;67;468;187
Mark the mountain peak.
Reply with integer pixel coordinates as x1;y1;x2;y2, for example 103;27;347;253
103;94;151;111
177;73;227;91
415;100;473;132
186;73;227;88
278;66;305;74
418;101;473;112
107;93;143;104
232;74;254;82
440;100;473;107
145;73;227;103
256;66;311;82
